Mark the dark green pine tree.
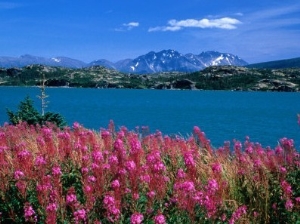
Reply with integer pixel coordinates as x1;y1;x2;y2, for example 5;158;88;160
7;96;41;125
7;96;67;128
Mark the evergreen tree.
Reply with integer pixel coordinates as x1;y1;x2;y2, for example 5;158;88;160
7;96;67;128
7;96;41;125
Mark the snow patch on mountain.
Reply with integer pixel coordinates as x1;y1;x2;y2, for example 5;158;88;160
52;58;61;63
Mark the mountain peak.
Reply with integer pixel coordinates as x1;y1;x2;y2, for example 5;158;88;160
0;50;248;73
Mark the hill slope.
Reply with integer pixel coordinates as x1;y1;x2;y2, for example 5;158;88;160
247;57;300;69
0;65;299;91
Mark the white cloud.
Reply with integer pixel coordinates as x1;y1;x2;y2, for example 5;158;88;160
148;17;241;32
123;22;139;30
115;22;139;32
124;22;139;27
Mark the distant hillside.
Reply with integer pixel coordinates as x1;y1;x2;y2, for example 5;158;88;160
247;57;300;69
0;65;299;91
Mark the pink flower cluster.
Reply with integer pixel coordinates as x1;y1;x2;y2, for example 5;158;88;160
0;121;298;223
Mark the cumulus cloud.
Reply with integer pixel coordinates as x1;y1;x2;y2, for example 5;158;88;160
148;17;241;32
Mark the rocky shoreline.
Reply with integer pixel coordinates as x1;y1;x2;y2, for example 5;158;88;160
0;65;299;91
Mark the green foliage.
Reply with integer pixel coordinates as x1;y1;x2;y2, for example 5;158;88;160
43;112;67;128
0;184;24;223
6;96;66;128
7;96;41;126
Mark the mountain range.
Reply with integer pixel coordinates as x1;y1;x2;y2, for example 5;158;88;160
0;50;248;74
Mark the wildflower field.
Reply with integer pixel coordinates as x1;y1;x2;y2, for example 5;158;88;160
0;121;299;223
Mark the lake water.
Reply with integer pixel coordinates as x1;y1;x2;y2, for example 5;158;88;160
1;87;299;149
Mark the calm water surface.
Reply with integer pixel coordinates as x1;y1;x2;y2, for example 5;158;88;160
1;87;299;149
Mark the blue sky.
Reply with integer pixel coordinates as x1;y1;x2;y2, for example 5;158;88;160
0;0;299;63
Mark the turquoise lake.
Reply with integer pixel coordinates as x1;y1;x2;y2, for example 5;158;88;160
1;87;299;149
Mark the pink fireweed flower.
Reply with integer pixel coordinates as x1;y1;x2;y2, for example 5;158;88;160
125;160;136;172
103;194;120;222
24;203;37;222
211;162;222;173
46;203;58;212
245;146;253;154
193;126;201;133
84;185;92;193
280;167;287;174
17;149;30;161
92;150;103;162
154;214;166;224
114;138;124;151
130;212;144;224
130;138;142;154
81;167;89;174
133;193;139;200
163;176;170;182
140;174;151;183
285;199;294;211
111;179;120;189
91;162;100;170
108;155;118;165
253;159;262;168
175;181;195;192
52;166;62;177
66;193;78;205
16;181;26;195
74;209;87;223
275;146;283;154
147;191;156;199
14;170;25;180
184;152;195;167
73;122;82;129
146;154;156;164
58;131;70;140
101;130;111;137
35;155;46;166
229;205;247;224
176;168;186;179
88;175;96;183
153;162;166;172
103;195;115;207
234;141;242;151
281;180;293;197
102;163;111;170
280;138;294;150
221;213;227;221
118;168;127;175
207;179;219;193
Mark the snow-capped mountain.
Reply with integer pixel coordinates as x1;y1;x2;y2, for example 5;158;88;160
115;50;200;73
0;55;86;68
111;50;248;74
0;50;248;73
49;56;86;68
